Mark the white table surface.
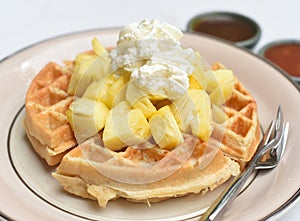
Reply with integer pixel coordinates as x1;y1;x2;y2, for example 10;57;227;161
0;0;299;220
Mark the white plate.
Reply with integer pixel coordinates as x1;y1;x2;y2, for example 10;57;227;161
0;29;299;221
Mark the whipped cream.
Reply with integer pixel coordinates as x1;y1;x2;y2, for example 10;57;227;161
110;39;195;73
131;60;189;99
110;19;195;100
117;19;183;44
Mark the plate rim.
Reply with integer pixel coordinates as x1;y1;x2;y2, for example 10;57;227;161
0;27;299;221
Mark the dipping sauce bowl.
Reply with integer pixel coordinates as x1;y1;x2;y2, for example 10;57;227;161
187;11;261;49
259;40;300;84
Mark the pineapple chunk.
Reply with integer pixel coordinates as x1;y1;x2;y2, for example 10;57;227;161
92;37;107;56
210;81;234;106
214;69;235;85
188;89;212;141
205;68;235;92
83;74;129;109
149;106;183;150
212;104;228;123
68;40;110;97
103;101;151;151
102;108;126;151
108;74;130;108
169;93;194;133
132;97;157;119
170;89;212;141
189;75;203;89
204;70;219;93
190;51;207;90
66;98;109;143
127;108;151;143
68;53;95;96
82;79;104;100
204;69;235;105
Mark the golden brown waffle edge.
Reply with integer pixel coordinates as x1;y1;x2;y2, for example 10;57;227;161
25;62;77;166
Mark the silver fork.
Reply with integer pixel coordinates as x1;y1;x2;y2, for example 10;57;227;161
256;107;289;170
199;106;289;221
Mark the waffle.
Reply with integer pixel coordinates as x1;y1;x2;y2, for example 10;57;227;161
25;62;77;166
51;69;260;207
52;135;240;207
25;60;260;206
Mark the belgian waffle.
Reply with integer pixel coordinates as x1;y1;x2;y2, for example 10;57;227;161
25;61;260;206
25;62;77;166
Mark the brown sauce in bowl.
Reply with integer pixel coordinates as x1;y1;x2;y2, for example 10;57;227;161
264;43;300;77
187;12;261;49
194;19;256;42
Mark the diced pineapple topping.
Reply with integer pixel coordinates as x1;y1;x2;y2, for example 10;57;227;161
189;75;203;89
149;106;183;150
102;107;126;151
67;38;110;97
188;89;212;141
212;104;228;124
92;37;107;56
204;70;220;94
83;73;129;109
189;51;207;90
103;101;151;151
132;97;157;119
107;75;129;108
66;97;109;143
210;82;234;106
127;108;151;142
169;93;194;133
65;22;237;151
205;69;235;105
170;89;212;141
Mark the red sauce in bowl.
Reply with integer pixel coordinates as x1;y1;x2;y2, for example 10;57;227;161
264;43;300;78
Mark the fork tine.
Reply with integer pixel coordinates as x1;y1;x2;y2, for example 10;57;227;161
261;120;275;147
278;122;289;159
268;106;285;147
267;106;284;157
259;106;282;151
275;105;284;134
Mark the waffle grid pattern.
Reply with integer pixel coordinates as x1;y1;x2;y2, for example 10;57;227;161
25;62;77;165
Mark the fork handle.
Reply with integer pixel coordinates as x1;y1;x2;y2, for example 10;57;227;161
199;167;254;221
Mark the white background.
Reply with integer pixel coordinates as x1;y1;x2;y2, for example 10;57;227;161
0;0;299;220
